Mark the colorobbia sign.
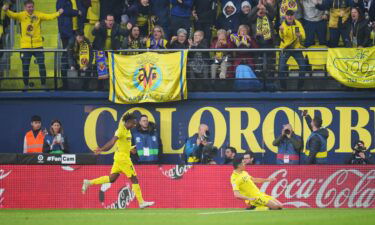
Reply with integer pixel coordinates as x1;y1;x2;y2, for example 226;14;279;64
0;165;374;208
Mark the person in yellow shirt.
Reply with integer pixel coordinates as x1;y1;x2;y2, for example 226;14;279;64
2;0;63;90
231;157;283;210
81;113;154;209
278;9;307;90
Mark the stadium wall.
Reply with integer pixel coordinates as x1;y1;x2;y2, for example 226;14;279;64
0;92;375;164
0;165;374;209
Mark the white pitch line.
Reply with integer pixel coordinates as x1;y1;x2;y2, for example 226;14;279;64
198;210;252;215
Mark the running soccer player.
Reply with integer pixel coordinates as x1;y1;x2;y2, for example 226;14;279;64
81;113;154;209
230;157;283;210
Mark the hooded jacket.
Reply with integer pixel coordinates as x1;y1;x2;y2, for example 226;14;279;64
304;115;329;164
216;1;240;32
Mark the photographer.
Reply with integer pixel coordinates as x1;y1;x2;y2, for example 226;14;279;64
184;124;217;164
347;140;373;164
272;124;303;164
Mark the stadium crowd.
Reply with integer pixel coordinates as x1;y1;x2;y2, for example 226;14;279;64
1;0;375;89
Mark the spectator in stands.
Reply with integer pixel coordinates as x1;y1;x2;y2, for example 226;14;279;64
192;0;218;43
170;0;194;39
23;115;45;153
152;0;170;38
132;115;162;164
367;0;375;22
57;0;84;89
2;1;64;90
217;1;240;34
278;10;307;89
43;119;69;154
183;124;210;164
188;30;209;80
302;0;328;47
100;0;124;23
248;1;276;81
224;146;237;164
92;14;131;50
82;0;100;43
146;25;168;49
348;7;371;47
122;25;146;52
126;0;154;37
67;31;93;90
346;140;373;164
316;0;361;47
371;22;375;46
276;0;304;26
302;110;328;164
168;28;189;49
243;151;255;165
272;124;303;164
230;24;257;72
239;1;252;25
211;30;232;79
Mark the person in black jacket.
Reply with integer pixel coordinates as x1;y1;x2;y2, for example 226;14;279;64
302;110;329;164
188;30;209;80
192;0;218;43
56;0;84;89
67;31;93;89
168;28;190;49
92;14;131;50
348;7;371;47
346;140;373;164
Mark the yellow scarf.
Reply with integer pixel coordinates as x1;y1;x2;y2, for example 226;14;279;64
256;16;272;41
71;0;78;30
280;0;298;19
79;42;90;69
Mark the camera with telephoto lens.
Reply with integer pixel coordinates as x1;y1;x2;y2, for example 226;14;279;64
284;129;291;135
353;140;366;153
200;130;210;142
201;143;218;164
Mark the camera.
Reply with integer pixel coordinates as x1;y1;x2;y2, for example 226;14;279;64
201;143;218;164
284;129;291;135
200;130;210;142
353;140;366;153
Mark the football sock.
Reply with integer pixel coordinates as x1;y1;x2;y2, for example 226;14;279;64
89;176;110;185
132;184;144;204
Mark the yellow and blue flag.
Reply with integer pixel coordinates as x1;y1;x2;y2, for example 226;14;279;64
108;51;188;104
327;47;375;88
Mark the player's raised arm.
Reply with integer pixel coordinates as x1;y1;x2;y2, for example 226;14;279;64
251;177;276;184
94;136;118;154
233;190;257;201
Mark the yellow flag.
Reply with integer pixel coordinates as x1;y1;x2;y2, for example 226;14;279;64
327;47;375;88
108;51;188;104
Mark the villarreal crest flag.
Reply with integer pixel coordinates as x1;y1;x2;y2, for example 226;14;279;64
108;51;188;104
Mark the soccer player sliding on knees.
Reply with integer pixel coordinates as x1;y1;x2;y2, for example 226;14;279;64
231;157;283;210
81;113;154;209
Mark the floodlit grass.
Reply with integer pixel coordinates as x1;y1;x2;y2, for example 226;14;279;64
0;208;374;225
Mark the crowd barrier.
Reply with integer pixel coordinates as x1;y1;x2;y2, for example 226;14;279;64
1;165;374;209
0;48;348;92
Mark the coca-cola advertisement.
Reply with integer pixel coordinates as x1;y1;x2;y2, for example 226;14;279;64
0;165;374;209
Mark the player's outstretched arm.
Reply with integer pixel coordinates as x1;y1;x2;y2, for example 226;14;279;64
233;191;257;201
251;177;276;184
94;136;119;154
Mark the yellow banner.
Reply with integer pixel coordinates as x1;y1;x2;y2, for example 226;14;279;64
108;51;188;104
327;47;375;88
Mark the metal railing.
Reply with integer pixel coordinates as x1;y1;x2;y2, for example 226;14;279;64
0;48;369;92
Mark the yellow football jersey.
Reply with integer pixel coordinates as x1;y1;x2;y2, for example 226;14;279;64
113;123;133;163
230;170;262;198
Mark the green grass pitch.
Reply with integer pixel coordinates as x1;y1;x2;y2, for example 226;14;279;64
1;208;374;225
